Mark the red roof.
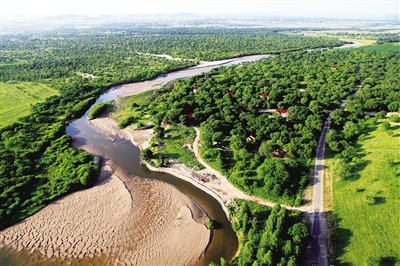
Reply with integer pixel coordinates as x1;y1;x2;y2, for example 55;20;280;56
259;93;269;97
188;113;193;119
226;92;235;97
276;109;288;114
331;66;337;69
193;87;198;91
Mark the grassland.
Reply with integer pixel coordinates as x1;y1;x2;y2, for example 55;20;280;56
349;42;400;53
327;119;400;265
0;59;28;67
150;125;204;170
112;89;155;124
0;81;59;127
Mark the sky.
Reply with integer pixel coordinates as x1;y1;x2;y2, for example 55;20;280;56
1;0;399;20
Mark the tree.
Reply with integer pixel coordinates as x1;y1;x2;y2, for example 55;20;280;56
205;219;214;229
287;106;310;122
379;122;390;131
212;131;224;144
140;148;153;161
288;222;309;244
230;135;246;151
259;140;275;157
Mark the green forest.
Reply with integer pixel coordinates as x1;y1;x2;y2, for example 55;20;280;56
226;202;310;266
132;48;399;206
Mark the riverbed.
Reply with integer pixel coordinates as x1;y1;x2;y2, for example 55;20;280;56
0;55;273;266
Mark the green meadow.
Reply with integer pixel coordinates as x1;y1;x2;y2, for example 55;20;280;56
330;119;400;265
0;81;59;127
112;89;155;123
149;125;204;170
350;42;400;53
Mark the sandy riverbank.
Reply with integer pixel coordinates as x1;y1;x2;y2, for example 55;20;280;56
89;114;311;213
0;117;211;266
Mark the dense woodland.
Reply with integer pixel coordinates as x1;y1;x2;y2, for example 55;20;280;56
0;25;346;229
136;48;399;206
220;201;310;266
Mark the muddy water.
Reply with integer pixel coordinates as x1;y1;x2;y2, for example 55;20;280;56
0;55;273;265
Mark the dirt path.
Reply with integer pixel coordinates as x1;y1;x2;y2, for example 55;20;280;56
192;128;311;213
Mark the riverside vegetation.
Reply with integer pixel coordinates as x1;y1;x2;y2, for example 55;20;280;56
0;24;345;230
1;20;399;265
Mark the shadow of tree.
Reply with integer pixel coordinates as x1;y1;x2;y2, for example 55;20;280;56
211;219;224;230
333;214;354;266
373;196;386;205
379;256;398;266
343;159;372;181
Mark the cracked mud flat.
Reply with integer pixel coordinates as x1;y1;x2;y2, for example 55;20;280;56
0;153;210;266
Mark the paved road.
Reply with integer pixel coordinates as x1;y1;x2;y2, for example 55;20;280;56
306;115;331;266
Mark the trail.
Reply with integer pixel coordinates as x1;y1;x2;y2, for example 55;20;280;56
192;127;311;213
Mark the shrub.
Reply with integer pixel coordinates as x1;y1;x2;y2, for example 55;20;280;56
205;219;214;229
379;122;390;131
389;115;400;122
118;116;135;128
88;102;108;120
140;148;153;161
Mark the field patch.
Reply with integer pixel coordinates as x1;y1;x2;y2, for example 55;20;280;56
0;81;59;127
330;119;400;265
350;42;400;53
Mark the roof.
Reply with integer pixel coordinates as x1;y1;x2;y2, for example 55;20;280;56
246;134;256;142
276;109;288;114
259;93;269;97
188;113;193;119
226;92;235;97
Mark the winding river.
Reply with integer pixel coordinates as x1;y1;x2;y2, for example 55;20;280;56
65;55;273;265
0;40;361;265
0;55;273;266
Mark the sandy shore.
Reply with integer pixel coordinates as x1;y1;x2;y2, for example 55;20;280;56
0;117;211;266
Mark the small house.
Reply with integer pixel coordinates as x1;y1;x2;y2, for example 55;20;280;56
193;87;198;93
226;91;235;97
246;134;256;143
331;66;337;70
259;93;270;100
187;113;193;119
276;109;288;117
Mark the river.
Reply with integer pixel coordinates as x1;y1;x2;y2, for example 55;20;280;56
65;55;273;265
0;54;273;266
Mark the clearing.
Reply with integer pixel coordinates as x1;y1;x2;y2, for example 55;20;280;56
0;81;59;127
327;119;400;265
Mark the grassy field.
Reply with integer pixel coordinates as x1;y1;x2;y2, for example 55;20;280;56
112;89;155;124
349;42;400;53
0;81;59;127
327;119;400;265
0;59;28;67
150;125;204;170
